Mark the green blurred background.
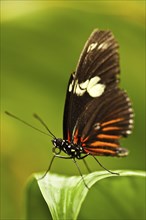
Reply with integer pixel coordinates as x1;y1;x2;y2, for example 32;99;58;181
1;1;145;219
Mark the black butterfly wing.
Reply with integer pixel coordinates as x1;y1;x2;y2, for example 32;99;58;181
63;30;119;139
63;29;133;156
73;88;133;156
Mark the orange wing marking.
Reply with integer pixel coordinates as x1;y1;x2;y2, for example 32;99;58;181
84;148;116;155
102;126;121;131
101;118;124;127
97;134;121;140
90;141;119;148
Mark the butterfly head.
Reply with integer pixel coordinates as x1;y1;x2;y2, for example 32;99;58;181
52;138;64;155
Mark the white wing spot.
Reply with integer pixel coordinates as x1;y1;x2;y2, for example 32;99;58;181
98;42;109;50
87;76;100;89
87;76;105;97
130;113;134;118
129;119;133;124
128;108;133;113
74;76;105;97
69;80;74;92
87;42;98;52
94;123;100;130
126;97;130;102
86;76;100;91
128;124;133;129
80;79;89;89
126;130;132;135
75;82;86;96
87;83;105;97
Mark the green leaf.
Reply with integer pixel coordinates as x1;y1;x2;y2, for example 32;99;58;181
25;170;145;220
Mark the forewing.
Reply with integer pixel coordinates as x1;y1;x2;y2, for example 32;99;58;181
63;30;120;140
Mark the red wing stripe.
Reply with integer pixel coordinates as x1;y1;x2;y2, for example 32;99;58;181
90;141;119;148
67;130;71;142
81;136;89;143
101;118;124;127
73;129;79;144
97;134;121;140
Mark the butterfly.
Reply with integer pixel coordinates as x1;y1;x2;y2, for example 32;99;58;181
46;29;134;187
5;29;134;188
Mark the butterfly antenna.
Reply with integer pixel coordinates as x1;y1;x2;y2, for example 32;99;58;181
33;113;56;138
5;111;53;138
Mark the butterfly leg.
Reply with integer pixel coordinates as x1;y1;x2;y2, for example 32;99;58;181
92;155;119;175
83;158;92;173
38;155;73;180
72;158;89;190
54;155;90;188
38;155;56;180
38;155;55;180
77;154;92;173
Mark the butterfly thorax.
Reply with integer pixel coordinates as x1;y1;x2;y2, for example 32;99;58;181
52;138;84;158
